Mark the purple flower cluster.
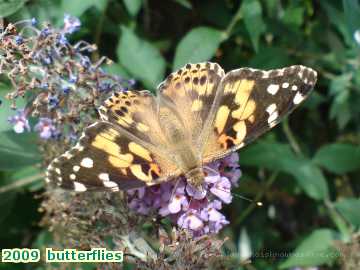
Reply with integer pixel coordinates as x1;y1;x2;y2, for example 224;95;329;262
2;16;132;142
127;153;241;236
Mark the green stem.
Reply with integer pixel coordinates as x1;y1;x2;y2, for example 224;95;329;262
222;4;242;40
0;173;44;193
93;0;109;61
234;172;278;226
324;199;352;241
282;118;303;156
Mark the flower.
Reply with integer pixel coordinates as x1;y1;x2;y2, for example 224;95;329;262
63;14;81;34
8;109;30;133
127;153;241;236
15;35;23;45
34;118;59;140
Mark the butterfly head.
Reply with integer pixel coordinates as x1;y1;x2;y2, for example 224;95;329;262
185;167;205;192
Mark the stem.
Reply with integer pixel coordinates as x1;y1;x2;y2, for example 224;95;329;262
234;172;278;226
324;199;352;241
0;173;44;193
282;118;303;156
222;4;242;40
92;0;109;61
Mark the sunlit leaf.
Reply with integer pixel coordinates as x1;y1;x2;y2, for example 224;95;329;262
117;26;166;89
123;0;143;16
173;27;222;70
279;229;339;268
334;198;360;228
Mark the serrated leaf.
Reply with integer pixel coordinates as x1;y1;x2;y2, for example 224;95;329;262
241;0;266;51
0;131;41;170
117;26;166;89
279;229;338;268
0;0;25;17
173;27;223;70
334;198;360;228
123;0;143;16
313;144;360;174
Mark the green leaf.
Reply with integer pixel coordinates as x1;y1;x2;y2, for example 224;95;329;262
282;6;305;28
61;0;107;17
239;141;296;171
172;0;192;9
123;0;143;16
334;198;360;228
0;0;25;17
240;141;329;200
0;131;41;170
241;0;266;51
117;26;166;89
343;0;360;39
279;229;338;268
313;144;360;174
102;63;131;79
289;160;329;201
0;85;26;132
173;27;223;70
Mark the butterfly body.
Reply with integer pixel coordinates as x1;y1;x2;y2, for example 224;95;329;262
46;62;317;192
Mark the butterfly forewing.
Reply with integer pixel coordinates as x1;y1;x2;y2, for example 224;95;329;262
202;65;317;162
46;121;180;191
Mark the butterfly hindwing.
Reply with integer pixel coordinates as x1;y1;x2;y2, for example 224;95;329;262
46;121;180;191
202;65;317;162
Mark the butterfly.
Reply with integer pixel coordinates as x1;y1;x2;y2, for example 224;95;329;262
46;62;317;192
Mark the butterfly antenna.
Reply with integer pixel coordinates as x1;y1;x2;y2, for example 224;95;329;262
217;186;263;206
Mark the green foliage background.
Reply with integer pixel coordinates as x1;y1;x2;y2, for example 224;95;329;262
1;0;360;269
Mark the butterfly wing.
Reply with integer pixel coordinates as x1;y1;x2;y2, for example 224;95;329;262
98;90;170;157
201;65;317;162
46;121;180;191
157;62;225;146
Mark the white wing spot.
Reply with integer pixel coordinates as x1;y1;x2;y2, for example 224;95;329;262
266;103;277;115
282;82;289;88
293;92;305;104
64;151;73;159
267;109;279;124
45;177;50;183
81;157;93;168
70;174;76;180
291;85;298;91
99;173;110;182
55;168;61;174
267;84;280;95
103;181;118;189
74;181;87;192
73;165;80;172
57;176;62;182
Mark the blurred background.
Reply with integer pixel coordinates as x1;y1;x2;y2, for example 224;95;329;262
0;0;360;269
